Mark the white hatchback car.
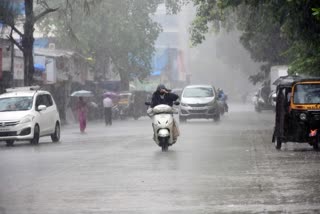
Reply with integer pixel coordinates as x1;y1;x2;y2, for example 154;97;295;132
179;85;220;122
0;86;61;146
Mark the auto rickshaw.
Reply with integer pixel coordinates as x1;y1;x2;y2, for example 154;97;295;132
272;75;320;150
118;92;133;120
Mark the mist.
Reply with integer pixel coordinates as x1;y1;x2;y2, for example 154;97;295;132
171;5;260;102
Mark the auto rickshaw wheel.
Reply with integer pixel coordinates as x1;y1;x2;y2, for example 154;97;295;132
275;137;282;150
313;136;319;151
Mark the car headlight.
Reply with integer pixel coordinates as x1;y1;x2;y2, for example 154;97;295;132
20;115;34;124
300;113;307;121
181;103;189;107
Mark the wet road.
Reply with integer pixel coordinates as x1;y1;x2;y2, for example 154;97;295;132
1;104;320;213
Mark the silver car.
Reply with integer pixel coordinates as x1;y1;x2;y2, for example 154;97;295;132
179;85;220;122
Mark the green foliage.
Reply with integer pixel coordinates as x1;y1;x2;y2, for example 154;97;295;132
189;0;320;82
39;0;163;88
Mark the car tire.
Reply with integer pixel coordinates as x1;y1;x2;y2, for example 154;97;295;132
51;122;60;143
255;105;262;113
179;116;187;123
6;140;14;147
213;113;220;122
31;125;40;145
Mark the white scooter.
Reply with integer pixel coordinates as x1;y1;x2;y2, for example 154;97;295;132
145;102;180;152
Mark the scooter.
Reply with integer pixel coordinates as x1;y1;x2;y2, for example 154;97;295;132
145;102;180;152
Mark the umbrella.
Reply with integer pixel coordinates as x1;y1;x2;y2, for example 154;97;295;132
71;90;93;97
103;91;119;98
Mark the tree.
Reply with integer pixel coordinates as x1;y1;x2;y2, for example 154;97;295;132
38;0;164;90
0;0;59;86
188;0;320;81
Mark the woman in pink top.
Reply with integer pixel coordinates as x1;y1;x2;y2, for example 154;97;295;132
76;97;88;133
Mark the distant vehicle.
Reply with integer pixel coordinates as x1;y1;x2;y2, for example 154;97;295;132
270;65;288;92
253;87;274;112
179;85;220;122
269;65;288;108
0;86;61;147
118;92;132;120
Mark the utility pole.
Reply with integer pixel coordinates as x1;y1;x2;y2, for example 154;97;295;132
10;42;14;87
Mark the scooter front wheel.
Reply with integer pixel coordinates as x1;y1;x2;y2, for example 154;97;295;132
159;137;169;152
161;144;168;152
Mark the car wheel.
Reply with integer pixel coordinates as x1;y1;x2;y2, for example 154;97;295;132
179;116;187;123
31;125;40;145
51;122;60;143
6;140;14;147
213;113;220;122
255;105;262;113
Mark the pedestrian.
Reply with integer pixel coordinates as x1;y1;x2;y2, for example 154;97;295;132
76;97;88;133
103;96;113;126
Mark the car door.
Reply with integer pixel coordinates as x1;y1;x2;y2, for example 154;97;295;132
35;94;50;135
44;94;56;133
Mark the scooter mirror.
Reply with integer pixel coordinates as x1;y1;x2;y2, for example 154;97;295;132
174;101;180;105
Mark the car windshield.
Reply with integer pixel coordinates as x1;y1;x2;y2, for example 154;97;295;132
183;87;214;98
293;84;320;104
0;96;33;112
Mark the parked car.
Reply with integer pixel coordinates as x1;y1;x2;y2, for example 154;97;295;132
0;86;61;147
179;85;220;122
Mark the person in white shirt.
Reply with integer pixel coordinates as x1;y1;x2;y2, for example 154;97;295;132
103;96;113;125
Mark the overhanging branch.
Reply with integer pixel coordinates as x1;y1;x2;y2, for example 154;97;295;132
34;7;59;23
11;25;23;38
7;28;23;51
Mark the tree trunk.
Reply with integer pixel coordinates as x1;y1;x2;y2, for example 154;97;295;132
22;0;35;86
119;68;129;91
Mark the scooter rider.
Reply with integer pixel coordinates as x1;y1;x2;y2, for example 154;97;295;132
217;88;229;112
150;84;180;142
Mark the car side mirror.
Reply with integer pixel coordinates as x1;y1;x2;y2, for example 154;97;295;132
145;102;151;106
174;101;180;105
38;105;47;111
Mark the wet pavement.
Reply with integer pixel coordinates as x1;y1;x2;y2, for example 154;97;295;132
1;104;320;213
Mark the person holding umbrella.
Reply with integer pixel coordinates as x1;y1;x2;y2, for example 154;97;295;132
71;90;93;133
76;97;88;133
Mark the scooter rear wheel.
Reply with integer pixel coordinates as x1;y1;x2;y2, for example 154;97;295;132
313;135;319;151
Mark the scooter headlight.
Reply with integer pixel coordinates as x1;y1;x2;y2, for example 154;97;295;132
300;113;307;121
